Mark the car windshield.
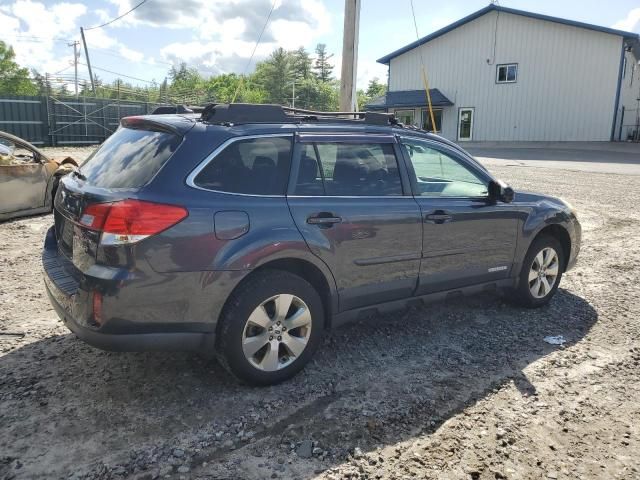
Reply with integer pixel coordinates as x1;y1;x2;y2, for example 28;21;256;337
80;127;181;188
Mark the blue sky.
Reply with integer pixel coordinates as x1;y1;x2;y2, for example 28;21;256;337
1;0;638;90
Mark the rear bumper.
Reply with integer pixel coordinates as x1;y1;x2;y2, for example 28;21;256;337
44;280;214;352
41;225;234;353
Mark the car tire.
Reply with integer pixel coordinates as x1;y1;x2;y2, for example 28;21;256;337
215;269;325;385
511;235;564;308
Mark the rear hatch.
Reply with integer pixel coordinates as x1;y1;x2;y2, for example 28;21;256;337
54;118;189;269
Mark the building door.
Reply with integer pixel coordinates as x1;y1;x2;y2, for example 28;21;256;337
458;108;474;141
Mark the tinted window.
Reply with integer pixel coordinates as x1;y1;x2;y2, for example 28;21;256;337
421;108;443;132
402;140;488;197
194;137;292;195
81;127;181;188
497;64;517;83
295;142;402;196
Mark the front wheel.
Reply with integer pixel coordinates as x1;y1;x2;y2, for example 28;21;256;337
216;270;324;385
511;235;564;308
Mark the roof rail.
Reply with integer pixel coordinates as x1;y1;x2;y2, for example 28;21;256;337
200;103;398;126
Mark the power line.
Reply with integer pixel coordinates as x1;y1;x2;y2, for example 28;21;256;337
87;45;174;67
0;33;72;44
232;0;277;102
78;62;156;84
84;0;151;30
52;64;73;75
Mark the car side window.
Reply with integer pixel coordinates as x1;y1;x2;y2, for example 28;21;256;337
0;139;39;166
401;139;488;197
294;142;403;196
194;136;292;195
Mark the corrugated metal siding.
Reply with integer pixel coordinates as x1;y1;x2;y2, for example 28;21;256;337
388;11;623;141
0;95;157;146
0;96;47;144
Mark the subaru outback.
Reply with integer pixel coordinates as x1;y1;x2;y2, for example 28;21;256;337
43;104;581;385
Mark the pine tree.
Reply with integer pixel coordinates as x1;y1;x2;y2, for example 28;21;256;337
313;44;334;83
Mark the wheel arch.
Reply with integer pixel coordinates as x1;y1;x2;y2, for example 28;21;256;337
221;257;338;331
532;224;571;271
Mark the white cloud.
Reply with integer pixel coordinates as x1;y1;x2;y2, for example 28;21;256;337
81;28;145;64
612;8;640;32
0;1;87;76
157;0;332;75
0;0;334;86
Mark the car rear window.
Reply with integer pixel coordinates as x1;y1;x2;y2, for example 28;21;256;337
80;127;181;188
193;136;292;195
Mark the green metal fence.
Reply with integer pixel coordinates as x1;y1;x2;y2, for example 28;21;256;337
0;95;161;147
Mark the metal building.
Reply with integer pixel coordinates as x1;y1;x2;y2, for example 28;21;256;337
368;5;640;142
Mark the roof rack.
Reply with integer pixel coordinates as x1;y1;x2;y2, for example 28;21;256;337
200;103;398;126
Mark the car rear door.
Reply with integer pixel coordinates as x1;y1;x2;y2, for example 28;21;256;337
398;136;519;295
0;137;48;215
287;133;422;311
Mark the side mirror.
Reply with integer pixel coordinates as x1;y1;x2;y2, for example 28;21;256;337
488;179;515;203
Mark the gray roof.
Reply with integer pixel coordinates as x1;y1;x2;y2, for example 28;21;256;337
365;89;453;110
378;5;640;64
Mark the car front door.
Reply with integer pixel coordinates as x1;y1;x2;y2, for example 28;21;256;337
0;136;49;215
399;137;519;295
287;133;422;311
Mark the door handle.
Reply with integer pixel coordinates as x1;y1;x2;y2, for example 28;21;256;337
425;211;452;224
307;213;342;227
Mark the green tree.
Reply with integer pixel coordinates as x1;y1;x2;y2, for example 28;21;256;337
204;73;266;104
0;41;37;95
168;62;205;104
254;47;293;105
31;69;49;95
313;44;334;82
365;77;386;98
291;47;312;81
358;77;387;110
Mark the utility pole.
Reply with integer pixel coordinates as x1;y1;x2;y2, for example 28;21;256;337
68;40;80;97
292;81;295;109
80;27;96;96
339;0;361;113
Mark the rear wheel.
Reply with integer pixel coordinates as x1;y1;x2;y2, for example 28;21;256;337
511;235;564;308
216;270;324;385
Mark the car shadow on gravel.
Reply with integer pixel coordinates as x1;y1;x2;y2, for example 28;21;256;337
0;289;597;478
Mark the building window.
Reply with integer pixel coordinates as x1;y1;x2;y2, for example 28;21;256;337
496;63;517;83
421;108;443;132
394;109;415;125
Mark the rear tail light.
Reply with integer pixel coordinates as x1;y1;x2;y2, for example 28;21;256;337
80;199;188;245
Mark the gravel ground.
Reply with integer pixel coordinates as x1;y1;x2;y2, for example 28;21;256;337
1;147;639;480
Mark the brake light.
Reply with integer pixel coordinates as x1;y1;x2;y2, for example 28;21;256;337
80;200;188;245
80;202;112;230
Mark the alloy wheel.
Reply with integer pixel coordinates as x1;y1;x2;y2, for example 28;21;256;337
241;294;312;371
528;247;560;299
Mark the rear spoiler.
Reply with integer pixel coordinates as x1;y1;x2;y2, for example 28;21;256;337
120;116;196;136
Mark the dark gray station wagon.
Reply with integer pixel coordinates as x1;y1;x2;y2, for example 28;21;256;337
43;104;581;385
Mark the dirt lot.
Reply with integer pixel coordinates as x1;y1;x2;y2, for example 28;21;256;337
1;147;639;480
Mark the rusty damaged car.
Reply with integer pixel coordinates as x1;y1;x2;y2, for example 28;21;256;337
0;130;78;222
